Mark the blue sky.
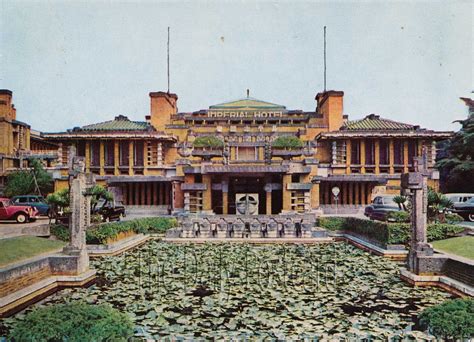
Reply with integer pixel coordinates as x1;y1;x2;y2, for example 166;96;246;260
0;1;472;132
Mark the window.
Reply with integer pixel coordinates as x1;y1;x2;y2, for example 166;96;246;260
379;140;389;164
408;140;418;165
351;141;360;164
134;141;144;166
77;141;86;157
105;142;114;166
120;141;129;166
91;141;100;166
365;139;375;165
394;140;403;165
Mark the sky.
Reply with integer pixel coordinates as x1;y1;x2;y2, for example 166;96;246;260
0;0;472;133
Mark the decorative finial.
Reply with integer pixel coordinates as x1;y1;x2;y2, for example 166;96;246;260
247;89;250;98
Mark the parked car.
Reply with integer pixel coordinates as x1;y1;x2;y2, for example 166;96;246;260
0;198;39;223
11;195;51;216
92;199;126;222
452;197;474;222
367;195;406;222
444;193;474;206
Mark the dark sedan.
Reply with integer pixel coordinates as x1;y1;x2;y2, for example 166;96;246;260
93;199;126;222
452;197;474;222
367;195;406;222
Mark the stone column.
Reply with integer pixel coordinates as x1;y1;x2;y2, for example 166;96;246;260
173;181;184;212
282;174;292;212
374;139;380;174
222;181;229;215
311;182;320;209
99;141;105;176
389;139;395;174
128;141;134;175
403;140;409;173
265;184;272;215
401;172;433;274
63;157;95;274
202;174;212;212
114;141;119;176
345;139;351;174
360;140;366;173
85;142;91;172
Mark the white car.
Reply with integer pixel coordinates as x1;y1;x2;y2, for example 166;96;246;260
444;193;474;205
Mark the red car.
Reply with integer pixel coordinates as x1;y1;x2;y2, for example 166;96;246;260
0;198;39;223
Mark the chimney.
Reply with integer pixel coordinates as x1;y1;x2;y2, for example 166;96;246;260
0;89;13;121
149;91;178;132
315;90;344;131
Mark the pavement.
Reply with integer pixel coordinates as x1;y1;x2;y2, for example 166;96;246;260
0;217;51;239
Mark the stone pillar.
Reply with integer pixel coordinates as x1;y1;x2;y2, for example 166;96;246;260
99;141;105;176
63;157;95;274
202;174;212;212
345;139;351;174
282;174;292;212
343;182;348;205
158;183;164;205
354;182;360;205
258;147;264;161
265;185;272;215
360;183;366;205
348;182;353;206
311;182;320;209
360;140;366;173
403;140;409;173
374;139;380;174
222;181;229;215
389;139;395;174
128;141;134;175
114;141;119;176
85;142;91;172
401;172;433;274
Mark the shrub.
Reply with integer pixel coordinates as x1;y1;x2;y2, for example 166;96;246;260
271;136;303;149
387;211;410;223
427;223;465;242
50;224;69;242
51;217;178;244
387;223;410;244
445;213;464;224
317;217;346;231
9;302;134;342
193;136;224;148
419;298;474;340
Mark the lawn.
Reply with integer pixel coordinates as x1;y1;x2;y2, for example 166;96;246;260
0;236;66;267
432;236;474;260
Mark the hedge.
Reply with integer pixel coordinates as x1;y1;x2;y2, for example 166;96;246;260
193;136;224;148
271;136;303;149
52;217;178;245
317;217;464;247
9;302;134;342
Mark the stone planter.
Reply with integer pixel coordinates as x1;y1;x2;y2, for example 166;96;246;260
192;149;223;160
271;149;304;159
105;230;136;245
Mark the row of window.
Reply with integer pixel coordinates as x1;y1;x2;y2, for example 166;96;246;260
76;141;144;167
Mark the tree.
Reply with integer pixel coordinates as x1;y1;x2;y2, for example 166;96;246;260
4;159;53;197
46;185;113;213
437;115;474;193
272;136;304;149
192;136;224;149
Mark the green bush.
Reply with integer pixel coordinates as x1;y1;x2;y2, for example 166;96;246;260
317;217;346;231
317;216;464;246
387;211;410;223
51;217;178;244
419;298;474;340
9;302;134;342
193;136;224;148
445;213;464;224
50;224;70;242
427;223;464;242
271;136;303;149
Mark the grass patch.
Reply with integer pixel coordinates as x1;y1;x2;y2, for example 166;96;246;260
0;236;66;267
432;236;474;260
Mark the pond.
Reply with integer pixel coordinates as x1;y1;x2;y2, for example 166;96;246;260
2;241;452;340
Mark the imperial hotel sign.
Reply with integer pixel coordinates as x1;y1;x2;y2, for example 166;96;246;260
208;109;284;118
207;98;286;118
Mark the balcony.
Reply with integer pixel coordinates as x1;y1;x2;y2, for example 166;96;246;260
271;149;304;159
191;148;223;160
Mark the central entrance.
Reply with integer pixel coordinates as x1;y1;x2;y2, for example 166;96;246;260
211;175;283;215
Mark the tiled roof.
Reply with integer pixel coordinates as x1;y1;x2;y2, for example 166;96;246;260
342;114;417;131
72;115;152;132
209;97;286;110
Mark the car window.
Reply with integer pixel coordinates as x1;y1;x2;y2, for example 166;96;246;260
17;197;28;203
29;197;39;203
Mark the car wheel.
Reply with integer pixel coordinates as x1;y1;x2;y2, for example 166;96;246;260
468;214;474;222
16;213;28;224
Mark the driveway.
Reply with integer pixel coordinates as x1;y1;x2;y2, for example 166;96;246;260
0;217;51;239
